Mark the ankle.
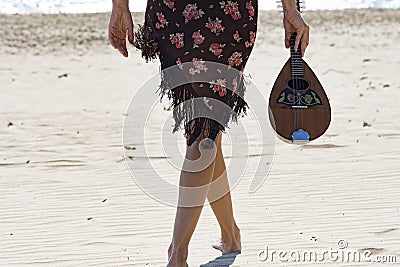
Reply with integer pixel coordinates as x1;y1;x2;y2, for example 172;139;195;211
169;243;188;261
221;223;240;240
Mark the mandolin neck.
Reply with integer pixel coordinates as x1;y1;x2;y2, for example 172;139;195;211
290;33;304;77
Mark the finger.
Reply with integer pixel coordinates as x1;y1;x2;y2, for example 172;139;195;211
301;29;309;57
113;36;121;50
127;26;134;45
116;38;128;57
121;38;128;57
117;46;128;57
109;31;117;49
283;17;292;49
285;29;293;49
285;31;291;49
295;29;303;52
117;44;128;57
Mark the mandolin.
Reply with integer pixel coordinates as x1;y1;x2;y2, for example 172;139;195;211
269;0;331;144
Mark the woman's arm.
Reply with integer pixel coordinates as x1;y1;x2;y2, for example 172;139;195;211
112;0;129;9
281;0;298;12
108;0;134;57
281;0;310;56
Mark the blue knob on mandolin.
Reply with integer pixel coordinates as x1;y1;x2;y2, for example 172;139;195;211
292;129;310;144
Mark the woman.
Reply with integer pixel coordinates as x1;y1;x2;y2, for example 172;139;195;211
109;0;309;265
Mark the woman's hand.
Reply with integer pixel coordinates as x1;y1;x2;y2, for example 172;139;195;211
283;10;310;57
108;5;134;57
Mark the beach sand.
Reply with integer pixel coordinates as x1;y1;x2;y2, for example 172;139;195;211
0;9;399;266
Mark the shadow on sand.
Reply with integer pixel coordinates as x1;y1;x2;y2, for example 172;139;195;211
200;251;241;267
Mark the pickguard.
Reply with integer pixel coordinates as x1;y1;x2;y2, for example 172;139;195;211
277;88;323;107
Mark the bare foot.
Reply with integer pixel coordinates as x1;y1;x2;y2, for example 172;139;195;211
212;228;241;254
212;238;241;254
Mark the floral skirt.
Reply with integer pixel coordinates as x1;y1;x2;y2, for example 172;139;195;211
134;0;258;147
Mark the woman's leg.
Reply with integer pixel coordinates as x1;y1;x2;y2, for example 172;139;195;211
207;133;241;253
167;135;218;266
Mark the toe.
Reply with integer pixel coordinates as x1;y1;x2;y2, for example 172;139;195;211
212;238;225;253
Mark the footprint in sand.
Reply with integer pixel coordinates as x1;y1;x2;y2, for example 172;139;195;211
374;228;398;235
358;247;385;254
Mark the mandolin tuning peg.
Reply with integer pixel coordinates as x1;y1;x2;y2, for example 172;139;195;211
298;0;306;9
298;5;305;12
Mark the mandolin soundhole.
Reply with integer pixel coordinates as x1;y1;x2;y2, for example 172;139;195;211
288;78;309;91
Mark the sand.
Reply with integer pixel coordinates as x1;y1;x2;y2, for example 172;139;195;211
0;9;399;266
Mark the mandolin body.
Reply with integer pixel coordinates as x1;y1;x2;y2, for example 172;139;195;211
269;59;331;143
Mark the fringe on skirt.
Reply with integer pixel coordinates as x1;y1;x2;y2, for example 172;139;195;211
133;23;248;148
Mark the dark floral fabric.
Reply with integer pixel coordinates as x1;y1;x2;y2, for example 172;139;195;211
134;0;258;146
